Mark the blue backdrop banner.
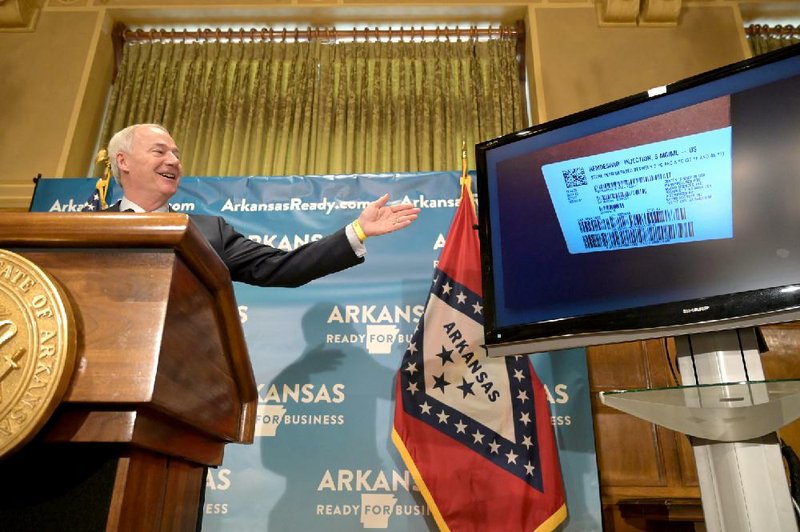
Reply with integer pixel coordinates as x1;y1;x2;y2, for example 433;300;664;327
31;173;602;531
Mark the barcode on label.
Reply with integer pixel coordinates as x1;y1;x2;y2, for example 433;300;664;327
578;208;687;233
582;221;695;249
562;167;587;188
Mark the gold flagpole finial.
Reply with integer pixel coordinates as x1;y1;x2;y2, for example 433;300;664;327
95;148;108;167
458;140;475;212
94;148;112;209
460;140;469;186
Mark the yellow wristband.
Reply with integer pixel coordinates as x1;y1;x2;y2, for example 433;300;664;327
352;219;367;242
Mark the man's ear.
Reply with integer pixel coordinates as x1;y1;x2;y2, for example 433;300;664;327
116;151;128;174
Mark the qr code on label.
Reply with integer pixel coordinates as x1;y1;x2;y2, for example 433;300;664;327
562;167;587;188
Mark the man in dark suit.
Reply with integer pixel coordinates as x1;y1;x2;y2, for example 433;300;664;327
105;123;420;287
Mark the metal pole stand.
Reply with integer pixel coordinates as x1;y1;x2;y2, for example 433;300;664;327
674;328;796;532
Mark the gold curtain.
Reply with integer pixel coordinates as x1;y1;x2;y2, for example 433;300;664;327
746;24;800;55
99;36;525;176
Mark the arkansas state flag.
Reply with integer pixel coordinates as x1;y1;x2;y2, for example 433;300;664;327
392;175;567;532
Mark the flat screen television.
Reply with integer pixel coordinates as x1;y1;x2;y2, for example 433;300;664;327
476;43;800;357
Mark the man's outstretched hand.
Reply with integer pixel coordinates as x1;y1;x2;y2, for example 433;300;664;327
357;194;421;238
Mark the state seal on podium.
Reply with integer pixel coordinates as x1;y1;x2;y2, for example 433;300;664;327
0;249;76;458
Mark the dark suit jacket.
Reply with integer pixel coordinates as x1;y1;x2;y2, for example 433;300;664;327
105;201;364;287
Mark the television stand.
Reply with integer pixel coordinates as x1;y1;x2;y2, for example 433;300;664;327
601;327;800;531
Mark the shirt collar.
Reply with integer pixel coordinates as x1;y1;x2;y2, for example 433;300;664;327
120;197;170;213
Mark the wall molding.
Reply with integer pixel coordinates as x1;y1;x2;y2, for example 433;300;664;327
0;0;43;32
597;0;682;26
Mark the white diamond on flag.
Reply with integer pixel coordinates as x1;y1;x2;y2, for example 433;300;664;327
421;291;514;441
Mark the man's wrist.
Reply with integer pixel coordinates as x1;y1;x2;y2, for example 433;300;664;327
352;219;367;242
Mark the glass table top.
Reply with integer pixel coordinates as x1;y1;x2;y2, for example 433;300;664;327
599;379;800;441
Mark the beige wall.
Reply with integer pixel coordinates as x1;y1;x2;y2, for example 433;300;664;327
0;9;105;208
531;4;749;121
0;0;789;210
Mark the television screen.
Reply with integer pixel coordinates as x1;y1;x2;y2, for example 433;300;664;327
476;43;800;356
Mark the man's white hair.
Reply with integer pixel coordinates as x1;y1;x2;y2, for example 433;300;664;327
107;123;170;184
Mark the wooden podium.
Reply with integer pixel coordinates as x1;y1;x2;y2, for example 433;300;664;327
0;213;257;531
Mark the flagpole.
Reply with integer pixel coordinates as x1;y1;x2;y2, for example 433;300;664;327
461;140;475;213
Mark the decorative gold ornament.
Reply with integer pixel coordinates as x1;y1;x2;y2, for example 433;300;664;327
0;250;76;458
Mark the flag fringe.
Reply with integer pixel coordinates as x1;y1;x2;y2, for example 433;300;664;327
391;427;450;532
533;502;568;532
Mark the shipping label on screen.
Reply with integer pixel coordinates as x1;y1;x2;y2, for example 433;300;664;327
542;127;733;254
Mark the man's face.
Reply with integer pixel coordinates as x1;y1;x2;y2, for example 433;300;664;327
117;126;182;209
